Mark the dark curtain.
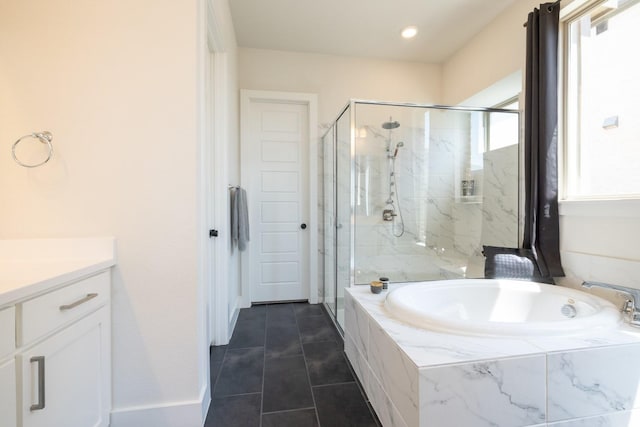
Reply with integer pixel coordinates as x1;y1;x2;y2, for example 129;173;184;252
523;2;565;278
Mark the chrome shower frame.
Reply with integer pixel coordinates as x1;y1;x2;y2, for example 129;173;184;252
320;98;521;332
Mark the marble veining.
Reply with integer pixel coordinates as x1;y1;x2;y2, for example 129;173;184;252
547;345;640;422
421;356;546;427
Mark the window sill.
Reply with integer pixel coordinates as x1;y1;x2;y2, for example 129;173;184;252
559;198;640;218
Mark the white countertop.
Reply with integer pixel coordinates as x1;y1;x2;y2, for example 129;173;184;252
0;238;116;308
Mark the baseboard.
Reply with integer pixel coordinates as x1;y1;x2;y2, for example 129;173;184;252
228;301;240;339
111;385;208;427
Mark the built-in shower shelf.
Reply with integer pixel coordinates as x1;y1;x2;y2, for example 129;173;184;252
455;195;482;204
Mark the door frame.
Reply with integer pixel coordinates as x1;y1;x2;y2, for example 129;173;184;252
205;1;231;345
240;90;319;306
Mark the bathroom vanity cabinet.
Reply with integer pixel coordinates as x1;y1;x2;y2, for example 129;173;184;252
0;238;115;427
1;271;111;427
0;307;17;427
20;272;111;427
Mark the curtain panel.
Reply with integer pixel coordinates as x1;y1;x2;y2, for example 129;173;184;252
523;1;565;278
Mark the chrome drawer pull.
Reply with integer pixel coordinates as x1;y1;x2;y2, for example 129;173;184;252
59;293;98;311
30;356;45;411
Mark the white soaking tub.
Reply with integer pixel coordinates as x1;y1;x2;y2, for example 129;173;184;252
384;279;621;337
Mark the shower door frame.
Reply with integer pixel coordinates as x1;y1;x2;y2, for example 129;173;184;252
323;99;521;331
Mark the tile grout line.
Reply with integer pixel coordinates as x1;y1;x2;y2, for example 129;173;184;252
225;344;267;351
261;406;316;416
212;391;262;399
311;380;358;389
294;307;323;427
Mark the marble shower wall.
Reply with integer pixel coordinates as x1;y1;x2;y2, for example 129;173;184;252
320;102;520;298
352;104;519;284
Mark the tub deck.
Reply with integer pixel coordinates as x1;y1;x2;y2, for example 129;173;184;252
344;284;640;427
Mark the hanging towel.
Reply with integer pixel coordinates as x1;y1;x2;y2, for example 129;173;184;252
230;187;250;251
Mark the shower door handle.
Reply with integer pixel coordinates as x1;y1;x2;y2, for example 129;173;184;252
300;223;307;230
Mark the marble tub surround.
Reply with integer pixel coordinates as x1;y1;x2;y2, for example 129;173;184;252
0;237;116;306
344;284;640;427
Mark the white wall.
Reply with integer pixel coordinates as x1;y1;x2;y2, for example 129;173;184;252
442;0;540;105
238;47;442;126
0;0;239;424
559;203;640;293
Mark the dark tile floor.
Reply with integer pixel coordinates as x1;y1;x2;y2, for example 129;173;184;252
205;302;380;427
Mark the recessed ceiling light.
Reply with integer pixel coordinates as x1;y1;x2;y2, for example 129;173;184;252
401;26;418;39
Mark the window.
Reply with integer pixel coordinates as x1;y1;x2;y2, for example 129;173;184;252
564;0;640;199
489;96;520;151
468;97;520;172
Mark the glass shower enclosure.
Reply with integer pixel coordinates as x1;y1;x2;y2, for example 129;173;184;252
320;100;520;331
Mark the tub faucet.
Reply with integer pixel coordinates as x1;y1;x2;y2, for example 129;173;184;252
581;281;640;327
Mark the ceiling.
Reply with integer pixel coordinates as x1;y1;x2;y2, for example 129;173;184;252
229;0;520;63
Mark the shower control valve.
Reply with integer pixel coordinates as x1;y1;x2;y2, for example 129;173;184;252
383;209;396;221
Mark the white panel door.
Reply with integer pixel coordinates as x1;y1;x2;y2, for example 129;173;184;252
245;99;309;302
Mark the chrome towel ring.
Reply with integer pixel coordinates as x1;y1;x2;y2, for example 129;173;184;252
12;131;54;168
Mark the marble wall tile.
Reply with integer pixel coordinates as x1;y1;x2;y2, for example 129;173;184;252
547;344;640;422
344;332;369;396
369;321;421;427
452;201;482;258
345;294;412;427
344;291;369;358
420;355;547;427
368;369;410;427
480;144;519;249
547;409;640;426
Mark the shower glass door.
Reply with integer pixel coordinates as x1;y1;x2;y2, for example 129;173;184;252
335;106;352;329
322;124;337;318
321;100;519;334
352;102;519;286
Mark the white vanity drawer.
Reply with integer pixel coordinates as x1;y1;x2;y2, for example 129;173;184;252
0;306;16;359
21;271;110;345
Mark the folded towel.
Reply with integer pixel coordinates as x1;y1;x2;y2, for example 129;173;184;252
230;187;250;252
237;188;250;251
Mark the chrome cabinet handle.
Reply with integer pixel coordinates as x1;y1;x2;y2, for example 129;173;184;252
30;356;46;411
59;293;98;311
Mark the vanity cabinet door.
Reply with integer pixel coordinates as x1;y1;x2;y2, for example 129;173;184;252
21;308;110;427
0;357;17;427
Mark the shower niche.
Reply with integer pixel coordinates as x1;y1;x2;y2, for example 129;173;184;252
320;100;520;330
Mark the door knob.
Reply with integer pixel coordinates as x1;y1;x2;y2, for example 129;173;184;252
300;223;307;230
209;229;219;237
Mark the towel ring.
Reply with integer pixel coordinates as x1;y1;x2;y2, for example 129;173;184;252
12;131;54;168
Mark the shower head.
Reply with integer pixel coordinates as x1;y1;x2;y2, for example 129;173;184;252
382;120;400;130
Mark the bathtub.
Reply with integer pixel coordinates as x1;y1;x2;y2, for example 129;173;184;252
384;279;621;337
